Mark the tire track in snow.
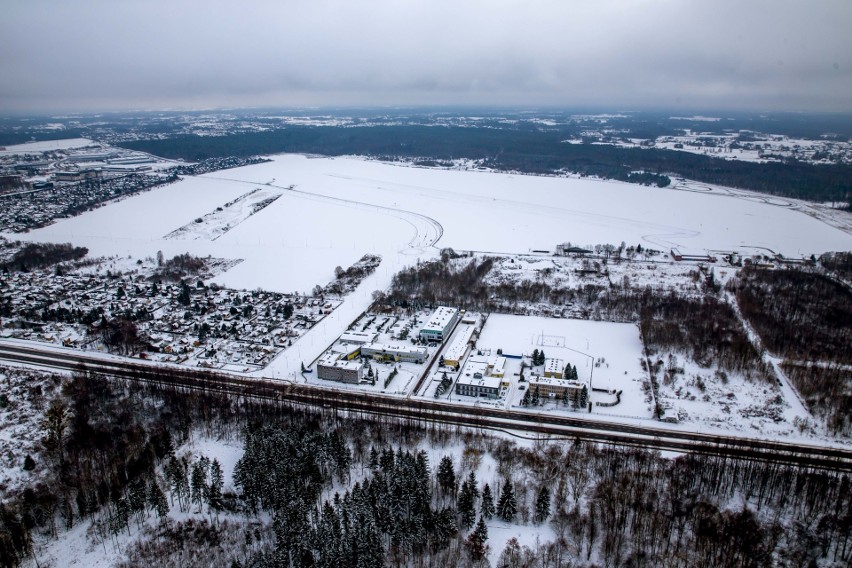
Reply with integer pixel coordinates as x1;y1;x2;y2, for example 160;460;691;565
325;172;702;249
204;176;443;252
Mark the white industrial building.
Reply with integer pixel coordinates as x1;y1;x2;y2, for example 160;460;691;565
339;330;377;344
442;324;475;368
419;306;459;342
455;373;502;399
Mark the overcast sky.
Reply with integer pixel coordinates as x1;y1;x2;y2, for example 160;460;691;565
1;0;850;113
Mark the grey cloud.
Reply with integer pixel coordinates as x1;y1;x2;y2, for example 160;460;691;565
1;0;850;112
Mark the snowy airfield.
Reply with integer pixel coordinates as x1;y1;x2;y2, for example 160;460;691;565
16;152;852;296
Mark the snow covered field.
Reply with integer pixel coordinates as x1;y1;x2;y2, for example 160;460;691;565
12;152;852;299
0;137;95;154
212;154;852;257
164;187;283;241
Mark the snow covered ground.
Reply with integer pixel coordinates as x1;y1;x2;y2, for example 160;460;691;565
164;187;283;241
209;154;852;257
0;137;95;154
12;152;852;298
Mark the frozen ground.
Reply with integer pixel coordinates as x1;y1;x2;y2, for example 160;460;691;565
164;187;282;241
0;137;95;154
208;155;852;257
12;152;852;298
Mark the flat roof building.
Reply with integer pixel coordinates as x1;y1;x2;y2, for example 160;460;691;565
544;357;565;379
361;342;428;363
455;373;501;399
528;375;585;403
466;354;507;378
317;353;364;384
419;306;459;342
339;330;377;344
442;324;475;368
455;353;509;399
329;343;361;360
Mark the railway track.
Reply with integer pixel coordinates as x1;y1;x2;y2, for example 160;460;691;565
1;341;850;472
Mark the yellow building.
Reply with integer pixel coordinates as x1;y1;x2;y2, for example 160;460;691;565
544;357;564;379
528;375;584;403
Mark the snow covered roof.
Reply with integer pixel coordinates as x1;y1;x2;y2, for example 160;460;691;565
422;306;458;332
318;352;362;371
340;330;377;344
545;357;564;374
443;324;474;361
457;372;501;390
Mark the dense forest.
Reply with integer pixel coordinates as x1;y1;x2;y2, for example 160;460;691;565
120;125;852;202
0;242;89;272
728;268;852;436
728;268;852;365
1;366;850;567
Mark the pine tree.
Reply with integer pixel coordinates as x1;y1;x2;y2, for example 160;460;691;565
433;507;458;548
562;388;570;406
534;486;551;523
128;478;147;527
474;515;488;544
480;483;495;520
147;480;169;521
496;480;517;522
190;459;209;513
437;456;456;499
368;447;379;471
579;384;589;409
467;471;480;501
531;385;540;406
521;388;531;407
458;477;477;530
380;447;395;473
113;496;131;536
539;349;546;366
467;515;489;560
531;349;539;366
209;458;224;515
166;455;190;511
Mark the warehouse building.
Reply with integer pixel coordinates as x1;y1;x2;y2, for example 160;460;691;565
419;306;459;342
339;330;377;344
442;324;475;368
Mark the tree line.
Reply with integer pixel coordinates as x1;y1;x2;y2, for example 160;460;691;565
1;242;89;272
729;267;852;364
120;125;852;202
